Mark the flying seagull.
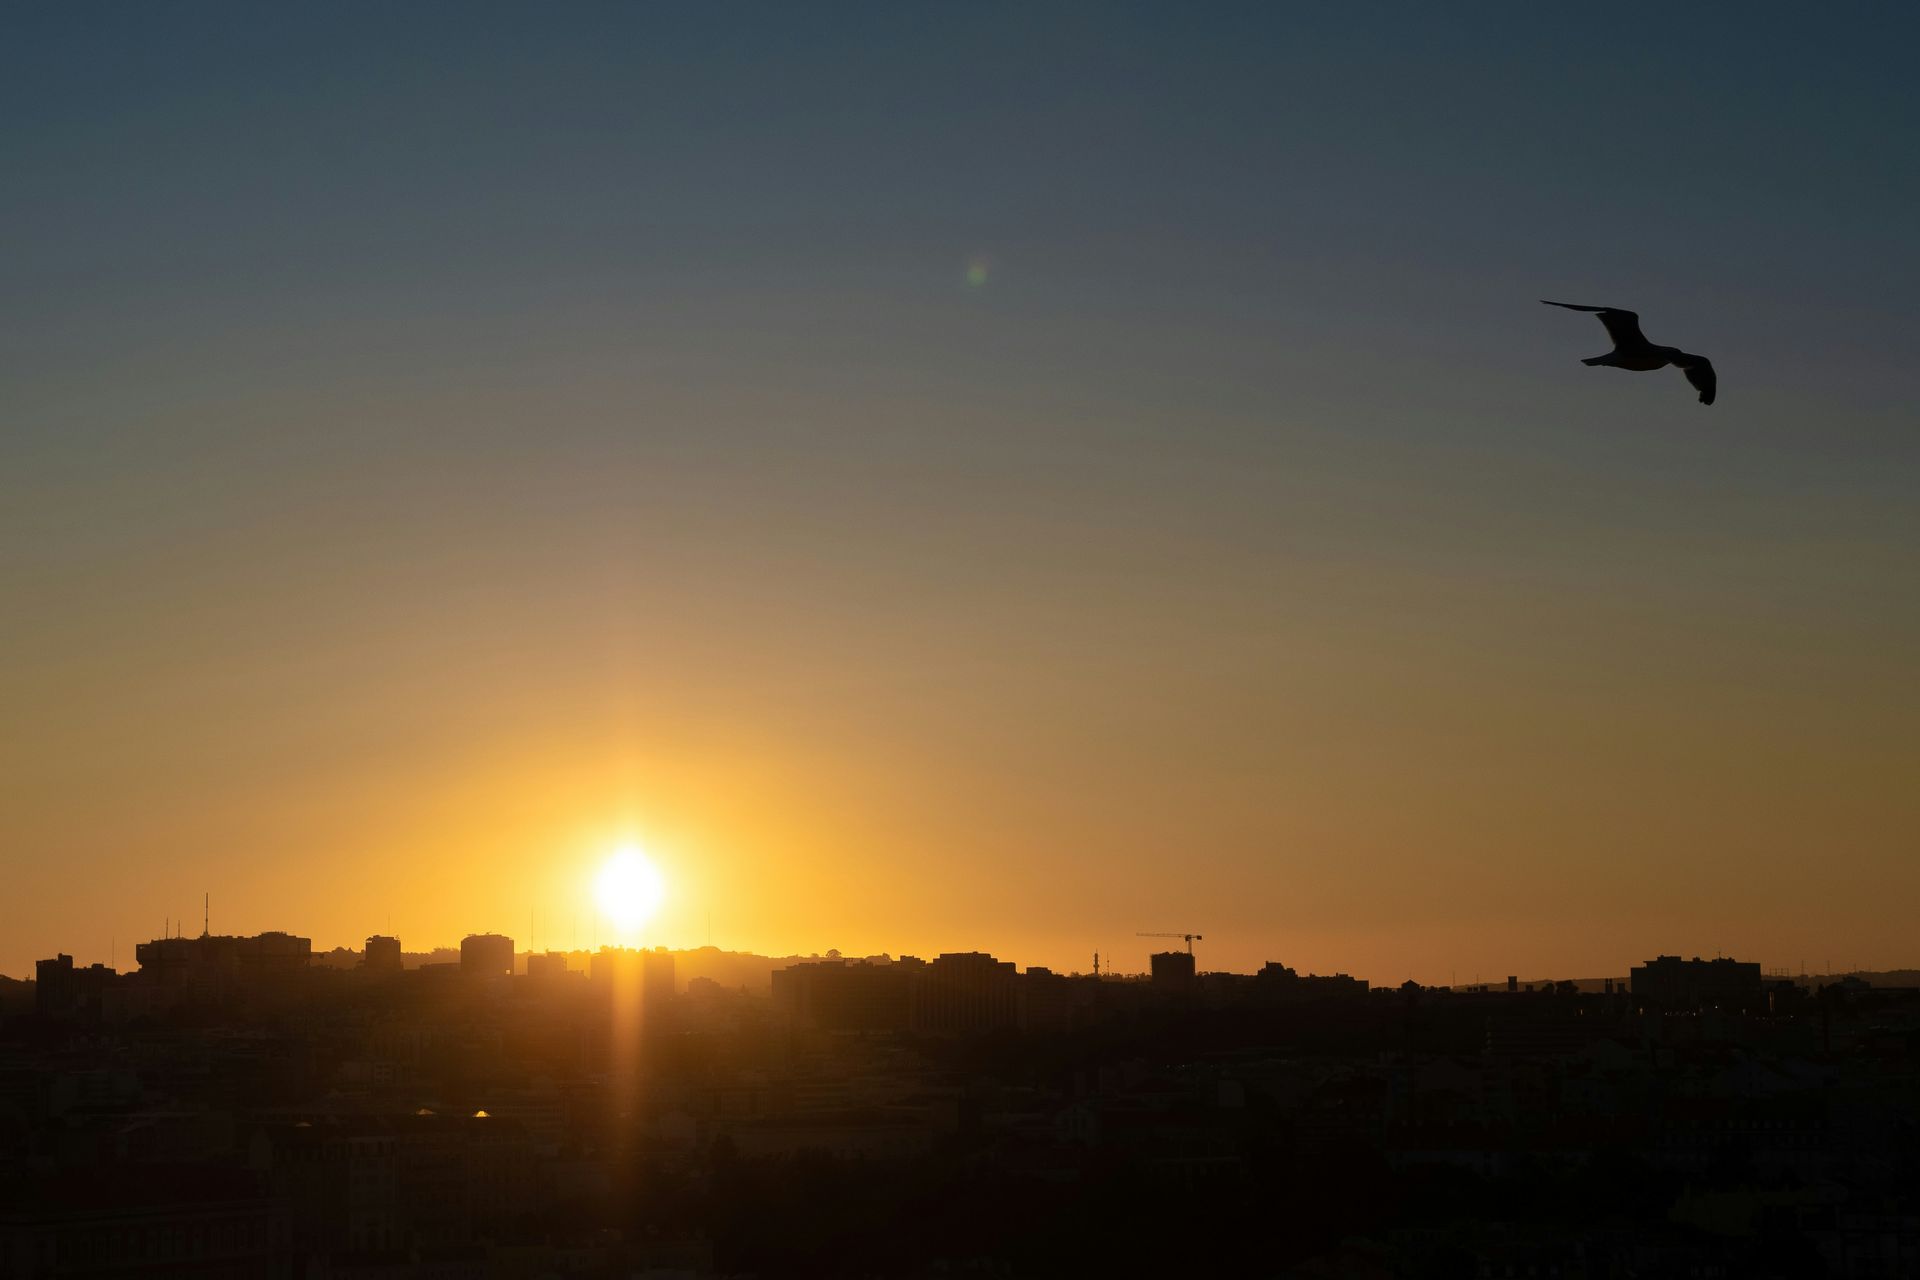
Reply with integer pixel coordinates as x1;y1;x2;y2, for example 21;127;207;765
1541;300;1716;405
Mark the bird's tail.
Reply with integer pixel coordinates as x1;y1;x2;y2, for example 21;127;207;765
1581;356;1608;366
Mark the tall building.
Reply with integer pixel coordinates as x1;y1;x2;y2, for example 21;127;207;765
589;948;621;986
1150;950;1196;987
912;952;1018;1036
34;953;118;1020
460;934;514;978
1016;966;1081;1033
526;951;568;981
363;935;403;974
1630;955;1763;1011
773;959;912;1032
644;949;675;1010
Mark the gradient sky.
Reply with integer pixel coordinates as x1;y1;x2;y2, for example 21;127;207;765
5;3;1918;984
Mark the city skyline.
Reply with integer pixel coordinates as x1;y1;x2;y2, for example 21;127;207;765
16;886;1909;1276
11;909;1903;991
24;918;1829;1020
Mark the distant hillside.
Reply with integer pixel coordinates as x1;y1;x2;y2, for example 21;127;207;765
1805;969;1920;989
670;946;782;994
0;975;33;1015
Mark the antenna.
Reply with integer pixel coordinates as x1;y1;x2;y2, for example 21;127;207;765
204;892;209;938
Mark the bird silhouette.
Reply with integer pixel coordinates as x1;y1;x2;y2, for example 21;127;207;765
1542;301;1716;405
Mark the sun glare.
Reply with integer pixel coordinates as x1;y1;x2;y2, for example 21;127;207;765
594;847;666;933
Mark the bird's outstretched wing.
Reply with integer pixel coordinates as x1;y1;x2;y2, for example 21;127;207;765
1675;353;1716;406
1541;299;1647;349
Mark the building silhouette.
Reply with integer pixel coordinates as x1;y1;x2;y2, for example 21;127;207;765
33;953;117;1020
772;957;913;1032
134;931;311;988
1150;950;1196;987
912;952;1017;1036
362;934;402;974
645;948;675;1010
1631;954;1763;1010
1254;960;1369;1001
459;933;514;978
526;951;569;981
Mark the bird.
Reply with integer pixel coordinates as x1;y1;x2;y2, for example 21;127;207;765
1541;300;1715;405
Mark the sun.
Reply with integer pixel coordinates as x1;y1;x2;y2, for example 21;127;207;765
594;846;666;933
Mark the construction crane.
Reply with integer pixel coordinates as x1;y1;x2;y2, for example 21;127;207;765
1138;931;1203;955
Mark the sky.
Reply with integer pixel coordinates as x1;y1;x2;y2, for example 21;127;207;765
4;2;1917;984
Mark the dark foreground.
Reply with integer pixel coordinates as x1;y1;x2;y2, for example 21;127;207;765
3;951;1916;1277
